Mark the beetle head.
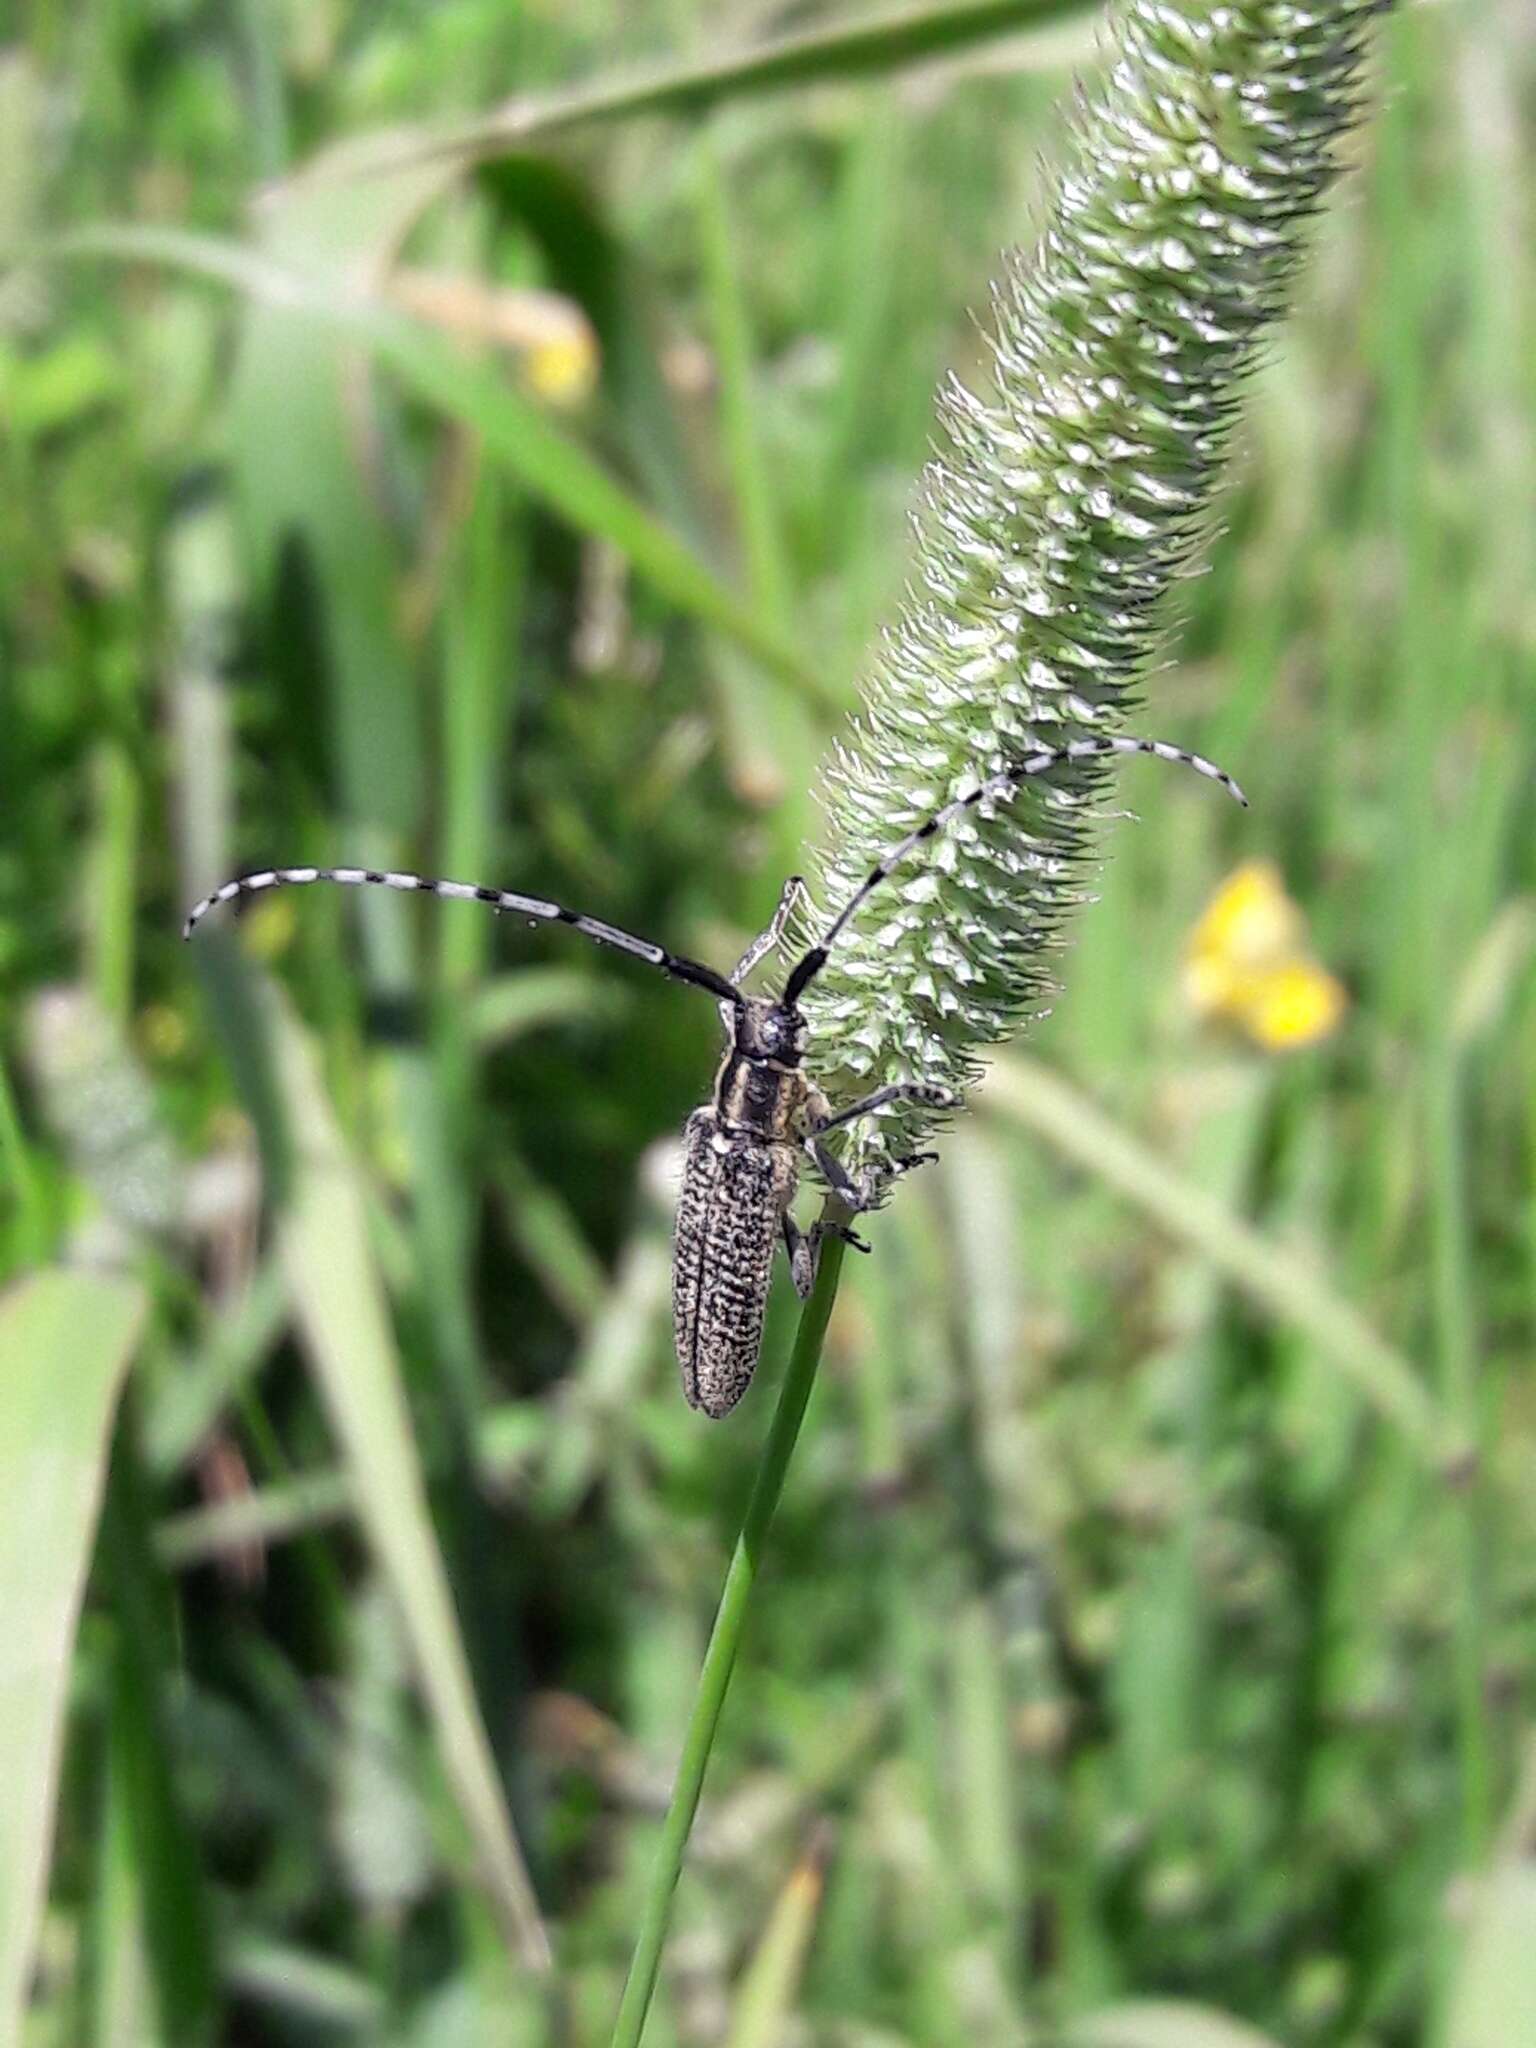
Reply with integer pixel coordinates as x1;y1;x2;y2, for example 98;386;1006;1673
734;997;807;1066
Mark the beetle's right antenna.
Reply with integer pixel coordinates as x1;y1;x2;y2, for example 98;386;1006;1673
782;733;1246;1005
183;865;745;1006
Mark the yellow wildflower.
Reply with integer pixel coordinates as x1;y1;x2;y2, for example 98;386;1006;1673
1183;859;1345;1052
389;270;599;407
522;320;599;408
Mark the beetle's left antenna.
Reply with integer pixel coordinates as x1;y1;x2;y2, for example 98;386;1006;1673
782;733;1246;1005
183;865;744;1006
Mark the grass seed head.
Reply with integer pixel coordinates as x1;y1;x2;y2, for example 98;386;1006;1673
798;0;1386;1174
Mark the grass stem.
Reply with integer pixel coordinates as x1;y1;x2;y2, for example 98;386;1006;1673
610;1232;848;2048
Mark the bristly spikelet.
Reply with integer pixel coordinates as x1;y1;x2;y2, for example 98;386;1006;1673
797;0;1386;1178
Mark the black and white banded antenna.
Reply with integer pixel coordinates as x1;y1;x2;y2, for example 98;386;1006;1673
183;866;743;1006
781;734;1245;1004
184;734;1244;1013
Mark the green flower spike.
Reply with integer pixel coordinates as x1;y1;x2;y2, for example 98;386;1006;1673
797;0;1386;1176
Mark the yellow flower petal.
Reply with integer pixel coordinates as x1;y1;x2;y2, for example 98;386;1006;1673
388;271;600;407
1184;860;1345;1049
1186;857;1302;973
1240;960;1347;1050
1182;950;1243;1018
524;327;599;407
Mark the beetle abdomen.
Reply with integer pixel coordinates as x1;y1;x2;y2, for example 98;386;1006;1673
673;1110;797;1418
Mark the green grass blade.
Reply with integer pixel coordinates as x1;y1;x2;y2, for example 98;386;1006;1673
1107;1071;1268;1823
98;1421;219;2045
0;1269;147;2043
229;166;440;841
91;1742;158;2048
224;1936;387;2031
155;1466;358;1569
495;1155;609;1330
345;0;1094;170
229;0;289;179
264;984;551;1972
681;119;822;812
439;466;520;1000
1443;1741;1536;2048
0;1054;48;1265
1064;2004;1284;2048
144;1256;289;1476
476;156;711;548
723;1832;830;2048
688;132;790;625
951;1594;1020;1943
984;1056;1448;1460
470;969;623;1050
811;93;906;561
1446;1870;1536;2048
85;735;140;1024
36;224;827;710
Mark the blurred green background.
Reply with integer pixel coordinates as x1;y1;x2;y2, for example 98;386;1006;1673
2;1;1534;2044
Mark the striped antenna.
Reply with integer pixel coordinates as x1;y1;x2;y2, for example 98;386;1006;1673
182;865;743;1006
783;734;1246;1005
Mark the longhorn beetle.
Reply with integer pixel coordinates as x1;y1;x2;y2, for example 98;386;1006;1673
185;733;1245;1416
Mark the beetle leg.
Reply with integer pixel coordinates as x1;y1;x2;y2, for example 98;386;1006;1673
782;1213;819;1298
808;1134;888;1214
720;874;811;1030
809;1132;940;1215
801;1078;955;1212
784;1211;869;1296
813;1080;960;1136
732;875;811;987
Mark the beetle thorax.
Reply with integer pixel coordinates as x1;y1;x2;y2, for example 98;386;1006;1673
713;999;809;1140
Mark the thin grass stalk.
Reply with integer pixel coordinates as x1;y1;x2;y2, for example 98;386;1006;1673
610;1233;848;2048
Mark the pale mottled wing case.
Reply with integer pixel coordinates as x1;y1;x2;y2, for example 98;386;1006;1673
673;1111;794;1418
